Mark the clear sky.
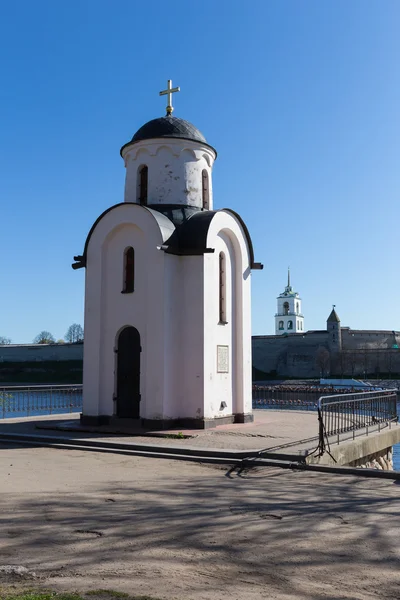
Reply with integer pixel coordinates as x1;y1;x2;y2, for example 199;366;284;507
1;0;399;343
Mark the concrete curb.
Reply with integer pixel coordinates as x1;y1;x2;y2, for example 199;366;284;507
0;430;399;479
0;431;304;462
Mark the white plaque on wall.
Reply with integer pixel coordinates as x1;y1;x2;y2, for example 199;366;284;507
217;345;229;373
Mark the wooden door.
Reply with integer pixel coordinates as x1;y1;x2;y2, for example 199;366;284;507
116;326;141;418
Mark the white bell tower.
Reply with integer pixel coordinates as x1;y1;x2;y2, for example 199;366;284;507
275;269;304;335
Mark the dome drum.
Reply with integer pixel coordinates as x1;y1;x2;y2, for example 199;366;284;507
121;116;216;211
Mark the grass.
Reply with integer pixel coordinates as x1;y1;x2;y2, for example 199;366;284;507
0;592;162;600
163;431;187;439
0;595;81;600
86;593;129;598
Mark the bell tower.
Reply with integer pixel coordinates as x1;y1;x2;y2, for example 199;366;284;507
275;269;304;335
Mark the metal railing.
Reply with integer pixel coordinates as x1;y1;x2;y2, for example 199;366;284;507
317;389;398;455
0;384;83;419
252;387;338;410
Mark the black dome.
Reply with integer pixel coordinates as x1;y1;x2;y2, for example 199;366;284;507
120;115;216;156
132;116;206;143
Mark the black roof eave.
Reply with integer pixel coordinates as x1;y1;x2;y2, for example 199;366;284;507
120;136;217;158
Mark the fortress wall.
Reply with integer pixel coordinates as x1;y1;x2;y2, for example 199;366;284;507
0;343;84;363
252;332;329;378
252;336;288;374
341;329;397;351
253;325;400;379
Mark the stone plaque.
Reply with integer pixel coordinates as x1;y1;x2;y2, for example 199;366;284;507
217;345;229;373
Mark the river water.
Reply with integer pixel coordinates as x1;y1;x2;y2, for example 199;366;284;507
393;441;399;470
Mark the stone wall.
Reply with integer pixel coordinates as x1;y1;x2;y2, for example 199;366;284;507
348;447;394;470
0;343;84;362
253;331;330;378
253;328;400;379
341;329;400;351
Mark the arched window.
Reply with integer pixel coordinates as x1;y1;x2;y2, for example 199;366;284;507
219;252;227;323
122;247;134;293
296;302;299;314
287;320;293;330
137;165;148;205
283;301;289;315
279;321;284;330
202;169;209;210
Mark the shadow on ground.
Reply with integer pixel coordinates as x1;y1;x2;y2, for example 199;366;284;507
0;443;399;600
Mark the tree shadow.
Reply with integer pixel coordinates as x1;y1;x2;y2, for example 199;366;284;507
0;447;399;599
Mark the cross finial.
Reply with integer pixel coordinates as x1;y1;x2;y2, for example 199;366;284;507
287;266;290;288
159;79;180;116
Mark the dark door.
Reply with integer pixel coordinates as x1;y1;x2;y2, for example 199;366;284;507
116;326;141;418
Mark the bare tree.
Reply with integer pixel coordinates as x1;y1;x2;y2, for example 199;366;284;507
33;331;55;344
348;351;358;377
65;323;84;343
0;336;12;345
384;350;393;379
374;350;381;379
337;351;346;378
341;350;358;377
361;348;369;380
315;347;330;377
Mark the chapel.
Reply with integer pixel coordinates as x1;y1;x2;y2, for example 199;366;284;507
73;81;262;428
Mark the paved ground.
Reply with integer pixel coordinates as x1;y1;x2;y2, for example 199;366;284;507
0;410;320;453
0;444;399;600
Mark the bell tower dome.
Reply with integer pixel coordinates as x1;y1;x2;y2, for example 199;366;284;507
275;269;304;335
120;80;217;224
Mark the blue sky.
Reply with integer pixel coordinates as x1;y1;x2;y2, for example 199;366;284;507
1;1;399;343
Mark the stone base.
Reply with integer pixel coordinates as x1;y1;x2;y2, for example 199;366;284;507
348;447;394;471
80;414;112;426
80;412;254;431
234;412;254;424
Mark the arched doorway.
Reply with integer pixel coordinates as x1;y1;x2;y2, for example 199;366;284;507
116;326;141;418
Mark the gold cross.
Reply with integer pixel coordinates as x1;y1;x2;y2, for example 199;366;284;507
159;79;180;115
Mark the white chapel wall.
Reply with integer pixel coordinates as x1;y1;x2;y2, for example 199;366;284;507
122;139;215;208
203;238;233;418
83;205;168;419
171;256;205;419
203;212;252;419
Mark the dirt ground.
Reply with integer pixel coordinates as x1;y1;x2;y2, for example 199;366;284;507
0;444;399;600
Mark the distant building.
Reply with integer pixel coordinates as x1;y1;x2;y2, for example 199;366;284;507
254;296;400;379
275;269;304;335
